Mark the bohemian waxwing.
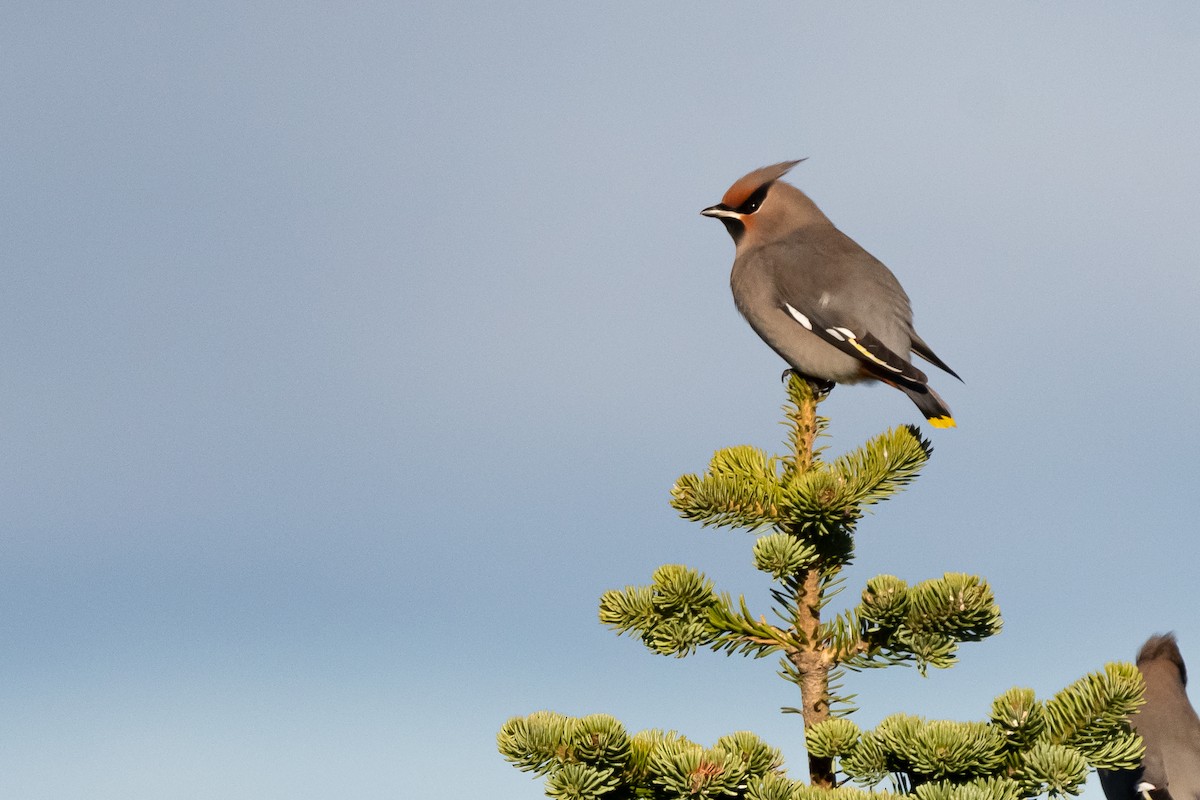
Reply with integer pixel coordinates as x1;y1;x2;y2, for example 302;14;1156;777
702;160;959;428
1100;634;1200;800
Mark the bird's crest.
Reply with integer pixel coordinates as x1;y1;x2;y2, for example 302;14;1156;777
1138;633;1187;685
721;159;805;208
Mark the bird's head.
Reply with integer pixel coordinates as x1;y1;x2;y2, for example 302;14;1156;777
1138;633;1188;686
701;159;824;247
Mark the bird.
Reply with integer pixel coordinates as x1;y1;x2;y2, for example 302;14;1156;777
701;160;960;427
1100;633;1200;800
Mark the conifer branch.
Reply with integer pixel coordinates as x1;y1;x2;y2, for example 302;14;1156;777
671;446;785;530
782;374;827;480
505;375;1145;800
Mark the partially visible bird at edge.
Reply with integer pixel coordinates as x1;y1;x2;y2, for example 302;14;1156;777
1100;633;1200;800
702;160;961;428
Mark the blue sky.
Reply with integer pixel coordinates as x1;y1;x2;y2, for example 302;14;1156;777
3;3;1199;798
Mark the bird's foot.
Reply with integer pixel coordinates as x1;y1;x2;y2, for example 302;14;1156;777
780;369;834;397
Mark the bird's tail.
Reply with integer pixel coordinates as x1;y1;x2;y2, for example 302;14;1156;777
902;385;956;429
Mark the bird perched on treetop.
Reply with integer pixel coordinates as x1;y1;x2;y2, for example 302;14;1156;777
1099;633;1200;800
701;160;960;428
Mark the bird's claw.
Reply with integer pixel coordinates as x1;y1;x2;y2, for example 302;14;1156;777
780;369;834;397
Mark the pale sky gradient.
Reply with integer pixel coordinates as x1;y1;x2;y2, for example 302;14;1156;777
3;4;1199;798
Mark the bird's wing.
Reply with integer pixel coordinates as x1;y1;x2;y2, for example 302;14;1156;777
762;234;945;389
763;231;950;391
910;332;962;381
777;299;929;388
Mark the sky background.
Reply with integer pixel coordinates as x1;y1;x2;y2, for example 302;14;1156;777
3;3;1199;798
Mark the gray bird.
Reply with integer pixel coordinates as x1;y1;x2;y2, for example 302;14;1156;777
701;160;959;427
1100;633;1200;800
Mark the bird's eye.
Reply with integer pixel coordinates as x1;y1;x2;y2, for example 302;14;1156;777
736;185;769;215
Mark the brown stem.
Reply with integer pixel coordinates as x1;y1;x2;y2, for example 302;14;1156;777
795;379;819;475
789;382;836;789
790;567;834;788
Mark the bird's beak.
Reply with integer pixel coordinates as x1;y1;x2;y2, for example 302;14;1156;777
701;204;740;220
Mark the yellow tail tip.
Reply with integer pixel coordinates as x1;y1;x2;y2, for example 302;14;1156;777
928;415;957;429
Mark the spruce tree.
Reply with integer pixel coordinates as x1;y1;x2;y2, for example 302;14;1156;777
498;377;1144;799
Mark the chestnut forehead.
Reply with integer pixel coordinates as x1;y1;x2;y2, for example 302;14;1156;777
720;161;800;207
